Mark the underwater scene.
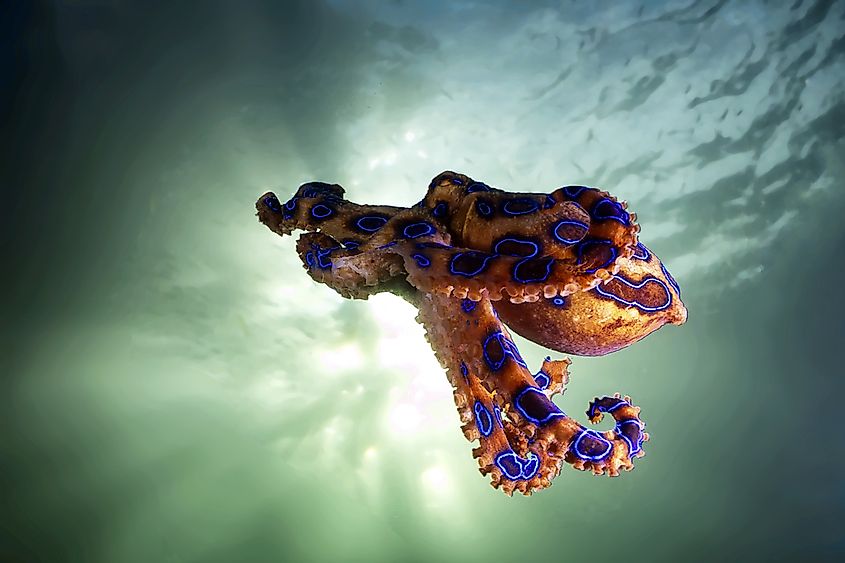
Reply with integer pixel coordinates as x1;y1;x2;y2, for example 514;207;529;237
3;1;844;561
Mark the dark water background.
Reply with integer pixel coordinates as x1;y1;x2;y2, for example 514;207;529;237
3;1;845;561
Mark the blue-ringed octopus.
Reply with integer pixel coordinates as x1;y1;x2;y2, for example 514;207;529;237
256;171;687;495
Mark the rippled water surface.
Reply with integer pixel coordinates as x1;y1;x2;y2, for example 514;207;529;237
3;1;845;561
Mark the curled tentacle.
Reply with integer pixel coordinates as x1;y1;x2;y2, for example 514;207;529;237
416;291;647;494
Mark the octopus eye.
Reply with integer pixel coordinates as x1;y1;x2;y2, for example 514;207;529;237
262;195;281;212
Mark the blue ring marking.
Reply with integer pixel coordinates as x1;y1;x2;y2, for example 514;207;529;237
513;386;565;425
534;371;550;390
608;400;630;412
592;198;630;225
512;257;554;284
449;251;494;278
263;195;281;212
550;296;567;308
494;405;503;427
461;298;477;313
502;335;527;368
311;245;335;269
452;177;465;185
575;239;618;273
301;188;318;198
376;241;398;249
432;201;448;218
482;331;528;372
482;332;507;371
311;204;334;219
342;240;360;250
544;194;556;209
355;215;388;233
615;419;645;457
661;262;681;295
474;401;494;437
304;251;315;268
501;197;540;216
402;221;435;239
551;219;589;245
570;429;613;461
633;242;651;261
467;182;491;193
411;253;431;268
492;237;540;258
586;397;629;419
594;275;672;312
562;185;587;199
494;450;540;480
476;200;494;217
282;197;298;219
461;362;469;383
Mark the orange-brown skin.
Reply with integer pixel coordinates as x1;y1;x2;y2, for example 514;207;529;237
255;171;687;494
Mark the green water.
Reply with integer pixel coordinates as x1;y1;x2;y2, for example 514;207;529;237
3;1;844;561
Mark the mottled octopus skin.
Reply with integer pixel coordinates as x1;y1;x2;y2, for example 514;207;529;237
255;171;687;495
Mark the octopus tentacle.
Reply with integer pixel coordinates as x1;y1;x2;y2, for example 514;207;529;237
534;356;571;397
257;186;404;249
417;291;646;494
294;231;407;299
417;292;562;494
